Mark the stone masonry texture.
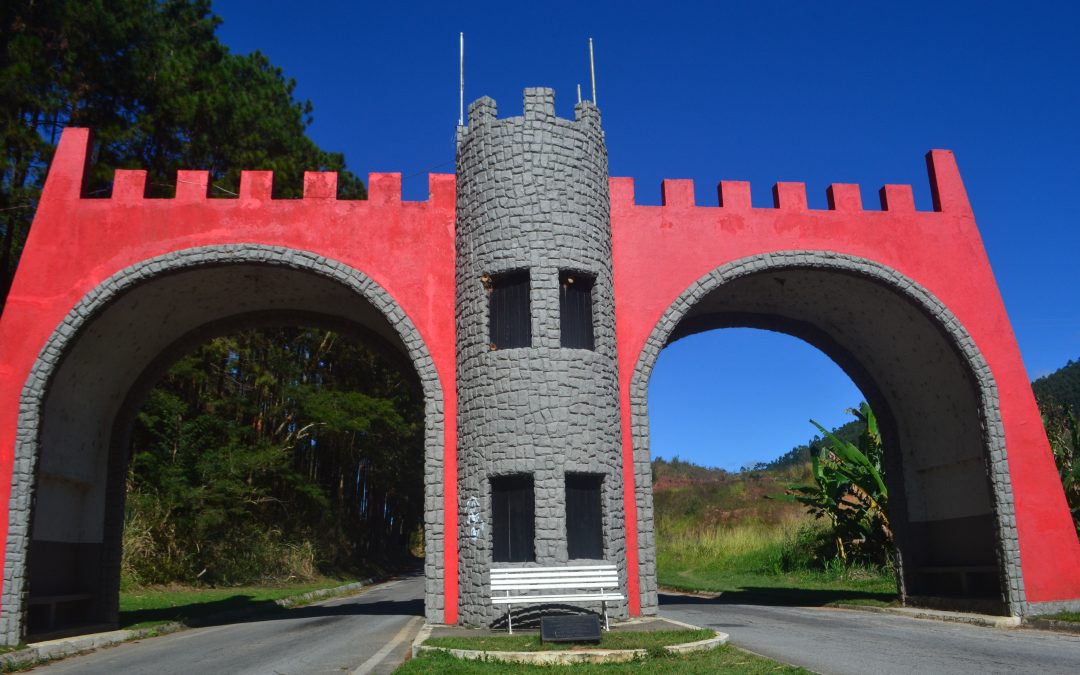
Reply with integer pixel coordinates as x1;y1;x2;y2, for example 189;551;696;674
454;89;627;625
1;246;448;643
628;252;1026;616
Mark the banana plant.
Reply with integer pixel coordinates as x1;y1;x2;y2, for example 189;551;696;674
1043;403;1080;538
773;403;892;563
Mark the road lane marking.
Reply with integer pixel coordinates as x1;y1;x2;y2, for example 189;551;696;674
350;616;421;675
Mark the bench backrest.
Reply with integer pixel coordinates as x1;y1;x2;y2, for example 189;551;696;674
491;564;620;592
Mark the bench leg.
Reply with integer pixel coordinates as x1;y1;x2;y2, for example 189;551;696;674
602;600;609;631
506;592;512;635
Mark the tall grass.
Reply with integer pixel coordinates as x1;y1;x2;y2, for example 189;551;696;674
658;514;805;575
121;491;319;589
653;460;897;598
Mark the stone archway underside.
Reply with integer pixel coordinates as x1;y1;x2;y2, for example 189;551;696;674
628;251;1024;616
3;245;447;643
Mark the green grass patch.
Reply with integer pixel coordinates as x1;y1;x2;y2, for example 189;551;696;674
118;575;360;630
398;644;811;673
424;629;713;652
1040;612;1080;623
656;516;898;607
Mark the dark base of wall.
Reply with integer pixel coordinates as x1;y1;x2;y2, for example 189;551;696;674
905;595;1007;616
27;540;107;636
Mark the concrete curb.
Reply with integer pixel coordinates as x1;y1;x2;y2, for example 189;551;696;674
274;579;374;607
832;604;1021;628
0;577;381;671
410;622;435;658
410;623;728;665
1023;618;1080;635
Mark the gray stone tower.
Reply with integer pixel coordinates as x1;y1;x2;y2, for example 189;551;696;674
455;88;627;625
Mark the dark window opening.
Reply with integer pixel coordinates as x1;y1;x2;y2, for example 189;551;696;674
566;473;604;559
560;271;595;350
487;270;531;350
492;474;535;562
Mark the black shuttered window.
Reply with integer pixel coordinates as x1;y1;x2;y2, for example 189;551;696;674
488;271;531;350
491;475;535;563
560;271;595;350
566;473;604;559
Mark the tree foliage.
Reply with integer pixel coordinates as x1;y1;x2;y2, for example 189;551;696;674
1033;359;1080;416
1;0;365;307
1032;357;1080;539
1040;402;1080;540
124;327;424;586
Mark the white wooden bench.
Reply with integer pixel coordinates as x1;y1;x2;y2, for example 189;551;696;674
490;564;624;634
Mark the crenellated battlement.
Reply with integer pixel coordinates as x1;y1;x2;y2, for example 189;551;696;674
102;169;453;204
43;128;455;209
610;149;971;215
459;87;601;140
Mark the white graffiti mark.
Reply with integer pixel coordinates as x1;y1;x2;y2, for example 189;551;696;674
465;495;485;540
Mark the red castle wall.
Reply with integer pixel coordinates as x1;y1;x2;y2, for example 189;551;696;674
609;151;1080;609
0;129;460;623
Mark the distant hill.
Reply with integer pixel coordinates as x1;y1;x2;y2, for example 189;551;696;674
762;416;864;471
651;454;808;529
653;406;866;482
1032;358;1080;413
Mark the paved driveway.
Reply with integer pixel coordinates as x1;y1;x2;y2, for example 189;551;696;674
30;575;425;675
660;592;1080;675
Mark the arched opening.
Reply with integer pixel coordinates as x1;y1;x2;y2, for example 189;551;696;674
650;327;897;604
5;246;445;640
634;253;1022;616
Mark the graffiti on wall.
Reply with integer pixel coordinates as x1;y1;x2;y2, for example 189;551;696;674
465;495;485;540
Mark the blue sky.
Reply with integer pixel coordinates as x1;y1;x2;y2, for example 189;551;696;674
214;1;1078;471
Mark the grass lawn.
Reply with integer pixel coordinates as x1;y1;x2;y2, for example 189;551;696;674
657;518;899;607
1040;612;1080;623
118;576;361;630
424;629;713;652
659;567;898;607
398;644;811;674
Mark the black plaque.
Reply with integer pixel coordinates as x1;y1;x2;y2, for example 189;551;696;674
540;615;602;643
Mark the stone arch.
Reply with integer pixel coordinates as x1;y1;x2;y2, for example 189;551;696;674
2;244;447;643
630;251;1025;616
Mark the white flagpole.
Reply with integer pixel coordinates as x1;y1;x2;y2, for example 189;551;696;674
588;37;596;106
459;32;465;125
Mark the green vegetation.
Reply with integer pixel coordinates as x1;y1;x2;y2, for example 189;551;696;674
773;403;891;566
124;327;423;587
398;645;812;674
1042;405;1079;538
657;518;896;607
1;1;366;309
118;576;359;630
424;629;713;652
1040;611;1080;624
654;407;898;605
1033;359;1080;414
1033;359;1080;539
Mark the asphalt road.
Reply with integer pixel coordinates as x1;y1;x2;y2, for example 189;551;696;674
30;575;426;675
29;579;1080;674
660;592;1080;675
